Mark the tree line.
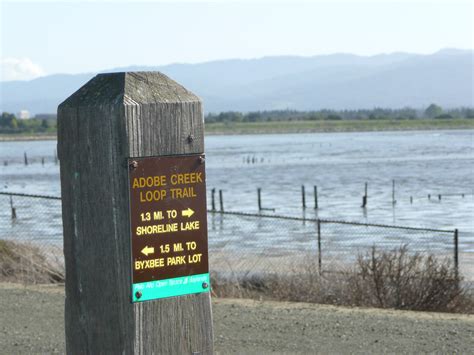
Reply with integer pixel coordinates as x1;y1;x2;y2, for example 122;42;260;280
0;112;57;134
205;105;474;123
1;104;473;134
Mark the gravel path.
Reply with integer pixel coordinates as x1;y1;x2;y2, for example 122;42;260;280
1;283;473;354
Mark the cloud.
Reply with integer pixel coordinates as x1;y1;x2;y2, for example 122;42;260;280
1;57;46;81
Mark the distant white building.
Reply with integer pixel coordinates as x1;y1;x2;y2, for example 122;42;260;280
17;110;30;119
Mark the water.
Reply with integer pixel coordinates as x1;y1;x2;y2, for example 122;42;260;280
1;130;473;231
1;130;473;279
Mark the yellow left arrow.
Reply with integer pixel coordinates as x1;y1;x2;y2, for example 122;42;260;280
141;246;154;256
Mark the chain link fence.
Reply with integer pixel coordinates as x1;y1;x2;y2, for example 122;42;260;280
0;192;64;283
1;192;472;286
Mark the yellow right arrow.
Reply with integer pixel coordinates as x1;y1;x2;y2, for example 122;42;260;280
181;208;195;218
141;246;154;256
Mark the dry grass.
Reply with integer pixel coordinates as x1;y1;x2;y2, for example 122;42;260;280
211;246;474;314
0;239;64;284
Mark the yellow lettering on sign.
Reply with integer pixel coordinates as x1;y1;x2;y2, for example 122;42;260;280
134;258;165;270
140;189;167;202
136;223;178;236
170;172;203;185
167;256;186;266
188;253;202;263
180;221;200;231
132;176;167;189
170;187;196;199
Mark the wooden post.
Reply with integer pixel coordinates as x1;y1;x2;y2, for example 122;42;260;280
257;188;262;211
24;152;28;166
317;219;322;274
361;182;368;208
219;189;224;212
454;229;459;282
58;72;213;354
314;186;318;209
10;196;16;220
211;188;216;211
301;185;306;209
392;179;396;205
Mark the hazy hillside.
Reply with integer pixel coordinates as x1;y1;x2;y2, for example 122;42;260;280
1;49;472;114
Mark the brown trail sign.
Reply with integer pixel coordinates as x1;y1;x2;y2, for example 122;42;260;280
129;154;210;302
58;72;213;354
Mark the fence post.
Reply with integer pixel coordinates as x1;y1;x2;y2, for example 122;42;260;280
58;72;213;354
10;196;16;220
317;219;322;274
454;229;459;282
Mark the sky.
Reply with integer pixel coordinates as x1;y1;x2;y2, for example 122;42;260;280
1;0;473;81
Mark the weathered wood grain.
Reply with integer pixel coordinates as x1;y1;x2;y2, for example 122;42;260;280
58;72;213;354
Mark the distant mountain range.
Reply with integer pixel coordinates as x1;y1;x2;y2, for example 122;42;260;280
1;49;473;114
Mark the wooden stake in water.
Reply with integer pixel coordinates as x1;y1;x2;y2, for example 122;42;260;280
211;188;216;211
301;185;306;209
219;189;224;212
24;152;28;166
257;188;262;211
392;180;396;205
361;182;368;208
314;186;319;209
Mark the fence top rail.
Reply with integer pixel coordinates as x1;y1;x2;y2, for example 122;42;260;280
208;209;317;222
0;191;62;200
208;210;455;233
317;218;455;233
1;192;455;233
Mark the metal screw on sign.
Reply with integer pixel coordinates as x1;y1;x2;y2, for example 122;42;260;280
135;291;142;299
129;160;138;171
199;156;205;164
202;282;209;289
187;134;194;143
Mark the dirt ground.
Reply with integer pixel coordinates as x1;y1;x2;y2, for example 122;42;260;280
0;283;473;354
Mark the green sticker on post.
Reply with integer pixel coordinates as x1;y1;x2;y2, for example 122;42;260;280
132;273;210;302
128;155;210;302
